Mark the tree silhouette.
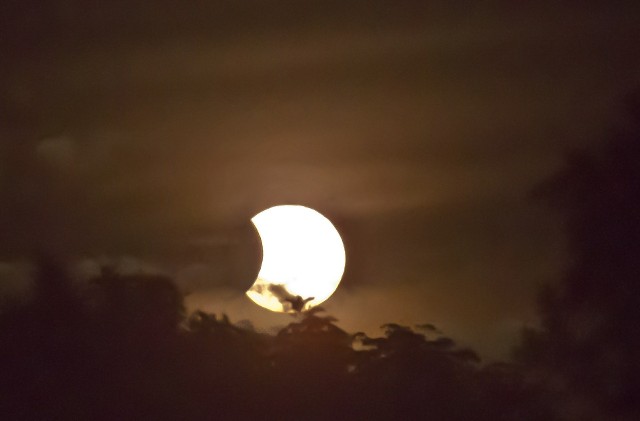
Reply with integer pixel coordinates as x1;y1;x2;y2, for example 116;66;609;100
0;259;554;420
516;92;640;420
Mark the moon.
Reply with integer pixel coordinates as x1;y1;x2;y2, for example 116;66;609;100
246;205;346;313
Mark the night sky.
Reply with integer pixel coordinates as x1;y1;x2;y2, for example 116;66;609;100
2;0;639;358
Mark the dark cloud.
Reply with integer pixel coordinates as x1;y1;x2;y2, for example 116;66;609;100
1;0;639;357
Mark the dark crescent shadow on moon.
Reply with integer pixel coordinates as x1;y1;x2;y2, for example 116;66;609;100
227;219;263;292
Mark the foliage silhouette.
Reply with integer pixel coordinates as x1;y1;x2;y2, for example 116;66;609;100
515;92;640;420
0;261;552;420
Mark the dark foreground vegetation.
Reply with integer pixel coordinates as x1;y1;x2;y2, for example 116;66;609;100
0;260;553;421
0;258;544;420
1;97;640;420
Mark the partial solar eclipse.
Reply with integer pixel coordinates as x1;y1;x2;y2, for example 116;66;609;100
246;205;346;313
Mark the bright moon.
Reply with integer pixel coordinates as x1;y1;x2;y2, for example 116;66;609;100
246;205;346;313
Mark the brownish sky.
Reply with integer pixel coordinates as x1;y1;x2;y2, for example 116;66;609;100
1;0;639;358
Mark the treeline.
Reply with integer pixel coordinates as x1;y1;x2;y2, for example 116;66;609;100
0;262;552;420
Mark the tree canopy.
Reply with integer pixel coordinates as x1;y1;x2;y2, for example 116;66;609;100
0;262;550;420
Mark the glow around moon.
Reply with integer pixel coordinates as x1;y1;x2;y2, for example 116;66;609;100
246;205;346;313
